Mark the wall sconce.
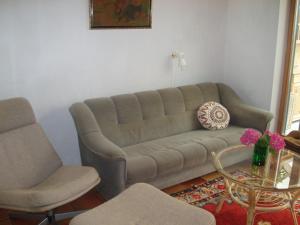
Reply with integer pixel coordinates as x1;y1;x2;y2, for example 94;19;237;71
171;51;187;71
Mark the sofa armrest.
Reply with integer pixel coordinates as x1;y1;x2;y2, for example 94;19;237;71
69;103;127;199
69;103;126;160
217;83;273;133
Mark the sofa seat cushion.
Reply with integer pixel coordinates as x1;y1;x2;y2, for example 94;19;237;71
123;126;245;183
0;166;100;212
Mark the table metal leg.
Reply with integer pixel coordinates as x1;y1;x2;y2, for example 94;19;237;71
216;196;225;213
216;177;231;214
247;189;256;225
289;192;299;225
289;205;299;225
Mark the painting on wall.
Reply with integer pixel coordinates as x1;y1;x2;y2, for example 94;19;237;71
90;0;152;29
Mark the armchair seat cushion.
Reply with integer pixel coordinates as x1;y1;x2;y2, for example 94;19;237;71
124;126;244;184
0;166;100;212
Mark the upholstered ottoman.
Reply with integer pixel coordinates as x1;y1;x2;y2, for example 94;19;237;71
70;183;216;225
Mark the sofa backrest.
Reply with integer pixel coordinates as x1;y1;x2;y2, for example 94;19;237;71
85;83;220;147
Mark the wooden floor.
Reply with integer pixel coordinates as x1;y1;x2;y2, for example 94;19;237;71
0;172;219;225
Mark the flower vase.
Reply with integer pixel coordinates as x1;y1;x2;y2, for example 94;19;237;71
263;150;279;179
252;143;269;166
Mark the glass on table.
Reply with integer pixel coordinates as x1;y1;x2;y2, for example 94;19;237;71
212;145;300;191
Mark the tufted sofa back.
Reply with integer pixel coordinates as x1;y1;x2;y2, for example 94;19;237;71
84;83;221;147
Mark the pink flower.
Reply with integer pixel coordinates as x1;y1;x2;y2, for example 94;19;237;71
240;128;261;146
270;133;285;152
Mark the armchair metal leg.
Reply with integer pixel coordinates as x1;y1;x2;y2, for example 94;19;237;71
38;218;50;225
9;209;86;225
46;210;57;225
9;212;45;220
55;210;86;221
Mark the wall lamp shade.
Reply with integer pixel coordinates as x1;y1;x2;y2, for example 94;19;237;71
172;51;187;71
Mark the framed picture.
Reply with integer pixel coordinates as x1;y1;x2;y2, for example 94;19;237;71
90;0;152;29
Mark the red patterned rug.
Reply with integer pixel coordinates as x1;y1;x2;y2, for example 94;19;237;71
171;171;300;225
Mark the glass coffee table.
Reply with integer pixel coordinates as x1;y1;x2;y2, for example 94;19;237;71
212;145;300;225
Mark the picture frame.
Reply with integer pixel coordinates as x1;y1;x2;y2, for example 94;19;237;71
90;0;152;29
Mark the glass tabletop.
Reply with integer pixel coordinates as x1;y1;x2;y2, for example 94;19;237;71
214;145;300;191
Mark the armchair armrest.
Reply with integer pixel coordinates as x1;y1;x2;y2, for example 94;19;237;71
69;103;127;199
217;83;273;133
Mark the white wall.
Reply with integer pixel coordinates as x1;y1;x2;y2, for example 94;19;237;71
0;0;228;164
223;0;281;110
0;1;15;99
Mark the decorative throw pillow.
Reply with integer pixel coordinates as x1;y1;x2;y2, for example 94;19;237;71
197;101;230;130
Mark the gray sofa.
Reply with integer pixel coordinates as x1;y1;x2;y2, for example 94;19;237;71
70;83;273;199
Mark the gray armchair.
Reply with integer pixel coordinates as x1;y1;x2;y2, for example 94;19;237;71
0;98;100;225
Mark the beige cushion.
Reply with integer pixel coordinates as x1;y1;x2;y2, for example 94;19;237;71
0;166;100;212
124;126;244;184
70;183;216;225
198;101;230;130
